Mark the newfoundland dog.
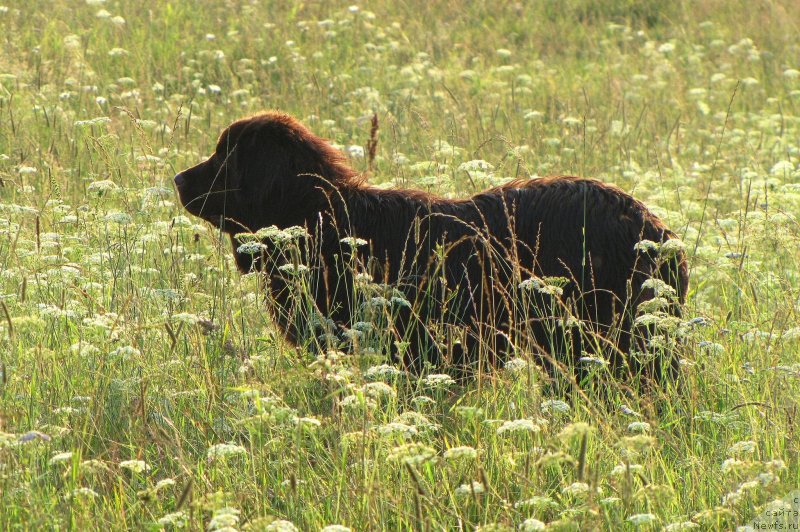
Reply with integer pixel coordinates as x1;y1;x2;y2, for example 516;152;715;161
175;112;688;383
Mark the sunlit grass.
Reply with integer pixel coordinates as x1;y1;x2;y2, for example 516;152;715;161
1;0;799;529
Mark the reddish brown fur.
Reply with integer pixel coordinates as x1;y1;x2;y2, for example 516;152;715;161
175;111;689;382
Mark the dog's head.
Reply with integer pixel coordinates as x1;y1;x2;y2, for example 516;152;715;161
174;112;356;233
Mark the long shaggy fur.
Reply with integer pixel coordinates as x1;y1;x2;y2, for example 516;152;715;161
175;111;689;382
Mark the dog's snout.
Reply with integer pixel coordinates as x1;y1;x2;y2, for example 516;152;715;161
173;172;186;188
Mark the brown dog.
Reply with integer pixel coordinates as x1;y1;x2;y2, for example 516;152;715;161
175;111;688;382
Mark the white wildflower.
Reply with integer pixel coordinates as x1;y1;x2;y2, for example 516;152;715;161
541;399;570;414
422;373;455;389
562;482;590;497
727;440;756;456
87;179;119;196
70;487;99;500
518;518;546;532
265;519;299;532
119;459;150;473
627;513;658;526
376;422;417;439
627;421;651;433
443;446;478;460
207;443;248;462
658;42;675;53
347;145;365;158
497;419;540;435
49;451;74;465
340;236;368;248
158;511;188;527
208;507;240;530
455;481;485;498
386;442;437;465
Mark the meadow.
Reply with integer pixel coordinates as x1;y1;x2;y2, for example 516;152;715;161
1;0;800;529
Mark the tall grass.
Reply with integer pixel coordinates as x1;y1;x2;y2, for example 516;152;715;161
1;0;799;529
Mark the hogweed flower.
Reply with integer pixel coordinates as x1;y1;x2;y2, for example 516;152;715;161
454;406;484;419
104;211;132;225
561;482;590;497
70;487;99;501
541;399;571;415
87;179;120;196
347;145;365;158
364;364;404;380
618;435;657;453
455;481;485;498
611;463;644;476
579;355;609;367
497;419;541;435
236;241;266;255
536;451;576;468
158;512;188;528
386;442;437;465
641;278;677;299
119;460;151;474
558;422;594;442
297;417;321;430
277;263;309;275
340;394;377;411
519;518;546;531
80;459;110;474
396;411;440;435
207;443;248;463
411;396;436;408
660;239;686;258
264;520;300;532
422;373;455;389
632;238;656;253
362;381;397;399
727;440;756;456
17;166;37;175
627;421;651;433
443;445;478;461
514;495;559;510
154;478;176;492
504;357;529;372
519;277;563;297
208;507;240;530
75;116;112;128
376;422;418;439
458;159;495;173
49;451;74;465
340;236;368;248
600;496;622;507
627;513;659;527
368;296;390;308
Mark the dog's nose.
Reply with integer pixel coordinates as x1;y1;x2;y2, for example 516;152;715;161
174;172;186;188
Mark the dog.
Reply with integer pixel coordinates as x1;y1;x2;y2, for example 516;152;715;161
175;111;689;382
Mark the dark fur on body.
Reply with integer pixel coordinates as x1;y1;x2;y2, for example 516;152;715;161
175;112;689;382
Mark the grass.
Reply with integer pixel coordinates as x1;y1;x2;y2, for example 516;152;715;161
1;0;800;530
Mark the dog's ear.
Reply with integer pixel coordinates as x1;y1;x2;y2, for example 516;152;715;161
233;122;332;202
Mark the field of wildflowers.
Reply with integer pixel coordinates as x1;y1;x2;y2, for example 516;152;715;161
1;1;799;529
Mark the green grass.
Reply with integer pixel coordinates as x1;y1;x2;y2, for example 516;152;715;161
1;0;800;530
